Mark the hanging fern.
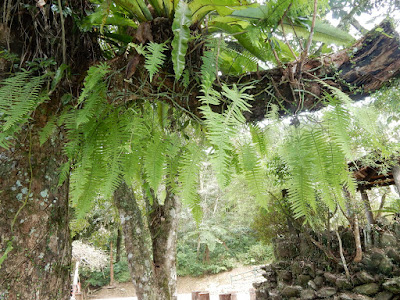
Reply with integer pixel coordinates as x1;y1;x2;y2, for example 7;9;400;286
144;131;166;193
178;141;204;222
282;126;316;222
238;142;268;209
75;63;109;127
200;84;253;187
0;71;47;148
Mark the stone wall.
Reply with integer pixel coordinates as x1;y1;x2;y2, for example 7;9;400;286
254;220;400;299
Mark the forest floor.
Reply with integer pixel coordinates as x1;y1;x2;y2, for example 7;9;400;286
89;265;264;299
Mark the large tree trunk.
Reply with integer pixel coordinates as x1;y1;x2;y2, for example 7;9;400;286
0;125;71;299
0;1;100;299
114;182;179;300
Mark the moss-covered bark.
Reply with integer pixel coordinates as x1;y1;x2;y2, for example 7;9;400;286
0;124;71;300
114;183;179;300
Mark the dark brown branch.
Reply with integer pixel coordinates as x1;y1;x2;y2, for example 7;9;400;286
119;21;400;123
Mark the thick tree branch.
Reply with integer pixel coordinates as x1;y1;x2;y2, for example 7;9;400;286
120;21;400;122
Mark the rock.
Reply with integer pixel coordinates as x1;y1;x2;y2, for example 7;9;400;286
314;276;324;287
383;277;400;294
387;247;400;264
393;223;400;239
371;248;386;261
308;280;318;290
356;271;375;284
291;261;302;276
375;291;394;300
353;283;380;295
336;277;352;290
338;292;354;300
339;292;373;300
280;285;302;297
379;256;394;275
303;263;316;277
362;254;378;272
317;287;337;298
268;290;282;300
380;232;398;247
276;270;292;282
324;272;338;284
297;274;312;287
300;289;316;299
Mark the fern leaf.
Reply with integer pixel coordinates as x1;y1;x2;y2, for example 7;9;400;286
178;142;204;223
76;63;109;127
282;127;316;221
200;84;253;187
144;132;166;193
171;0;191;80
39;116;57;145
0;71;46;136
145;42;168;82
239;142;268;209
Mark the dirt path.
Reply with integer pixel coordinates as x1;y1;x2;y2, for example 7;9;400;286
89;265;264;299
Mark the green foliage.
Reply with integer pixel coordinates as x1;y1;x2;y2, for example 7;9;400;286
143;131;166;193
200;84;253;187
144;42;168;82
171;0;192;80
0;71;47;148
81;258;131;288
177;227;271;276
238;142;268;209
178;142;204;222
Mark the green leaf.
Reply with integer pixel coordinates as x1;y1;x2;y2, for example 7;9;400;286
281;19;354;46
190;0;257;22
145;42;168;82
39;116;57;145
171;0;191;80
50;63;69;92
144;132;166;192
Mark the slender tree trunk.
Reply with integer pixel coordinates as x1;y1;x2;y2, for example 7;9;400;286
0;126;71;299
114;182;179;300
343;189;363;263
109;241;115;286
116;228;122;263
147;189;179;300
392;165;400;196
359;188;375;225
114;182;157;299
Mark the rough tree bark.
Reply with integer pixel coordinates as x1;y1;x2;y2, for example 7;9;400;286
146;189;179;300
114;182;179;300
0;124;71;300
0;1;100;298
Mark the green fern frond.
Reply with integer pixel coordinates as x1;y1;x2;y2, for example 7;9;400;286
249;123;267;157
144;131;166;193
323;97;354;160
145;42;168;82
75;63;109;127
200;83;253;187
282;127;316;221
201;49;217;89
0;71;47;147
239;142;268;209
39;116;57;145
178;141;204;222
